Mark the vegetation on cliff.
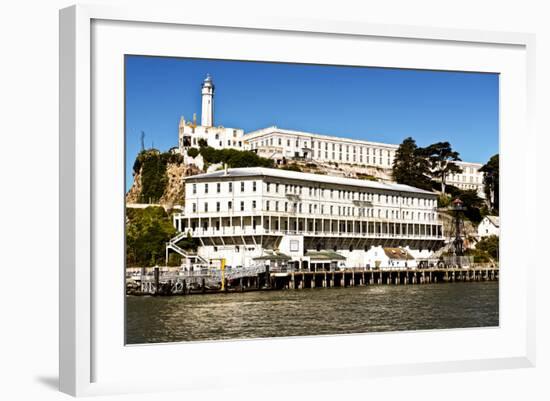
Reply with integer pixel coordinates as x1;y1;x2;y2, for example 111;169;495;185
132;150;184;204
187;145;274;169
437;187;486;224
281;163;302;172
475;234;499;260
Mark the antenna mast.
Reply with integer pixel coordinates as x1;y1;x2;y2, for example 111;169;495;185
140;131;145;151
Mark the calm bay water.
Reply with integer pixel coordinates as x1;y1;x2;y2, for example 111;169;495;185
126;281;499;344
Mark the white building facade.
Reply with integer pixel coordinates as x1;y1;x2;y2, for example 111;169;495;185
446;161;485;198
477;215;500;238
172;167;444;270
242;126;398;169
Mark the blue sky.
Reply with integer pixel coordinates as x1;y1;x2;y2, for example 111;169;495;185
125;55;499;190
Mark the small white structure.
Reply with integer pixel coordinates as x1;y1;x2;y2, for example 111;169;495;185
363;246;418;270
478;215;500;237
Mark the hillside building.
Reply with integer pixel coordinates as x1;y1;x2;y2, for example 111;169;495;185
170;167;444;270
242;126;398;169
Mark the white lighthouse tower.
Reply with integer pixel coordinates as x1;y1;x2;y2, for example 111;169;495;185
177;74;245;166
201;74;214;127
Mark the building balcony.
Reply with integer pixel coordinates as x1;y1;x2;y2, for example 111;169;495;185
174;211;439;223
181;226;444;240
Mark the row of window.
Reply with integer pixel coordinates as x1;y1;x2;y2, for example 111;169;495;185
195;181;256;194
192;181;436;208
191;200;436;220
252;136;393;157
180;136;243;148
301;150;391;165
187;219;440;235
182;126;239;136
460;166;480;175
448;173;482;183
457;184;483;191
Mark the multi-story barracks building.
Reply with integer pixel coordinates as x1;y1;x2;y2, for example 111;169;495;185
170;167;444;271
242;126;399;170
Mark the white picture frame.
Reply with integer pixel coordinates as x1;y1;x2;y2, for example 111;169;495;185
59;4;536;397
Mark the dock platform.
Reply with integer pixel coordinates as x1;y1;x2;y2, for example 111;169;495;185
127;265;499;296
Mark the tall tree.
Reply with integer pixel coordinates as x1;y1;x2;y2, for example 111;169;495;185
457;189;485;224
479;154;499;213
423;141;462;195
392;137;432;190
126;206;177;267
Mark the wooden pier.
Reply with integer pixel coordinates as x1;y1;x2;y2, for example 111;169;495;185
127;265;499;296
270;266;498;290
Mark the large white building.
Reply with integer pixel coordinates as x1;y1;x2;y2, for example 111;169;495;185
243;126;398;169
177;75;486;197
171;167;444;270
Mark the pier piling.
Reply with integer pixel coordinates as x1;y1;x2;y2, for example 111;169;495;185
131;265;499;296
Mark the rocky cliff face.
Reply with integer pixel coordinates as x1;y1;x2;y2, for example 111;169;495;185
126;162;200;207
438;211;477;245
126;152;391;208
125;172;142;204
289;160;393;182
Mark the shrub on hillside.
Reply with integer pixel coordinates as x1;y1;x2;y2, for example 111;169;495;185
187;147;199;158
476;235;499;260
196;146;274;168
281;163;302;172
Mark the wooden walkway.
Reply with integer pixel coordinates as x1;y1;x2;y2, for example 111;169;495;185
128;266;499;295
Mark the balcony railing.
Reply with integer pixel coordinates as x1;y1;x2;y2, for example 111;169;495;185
181;226;443;240
174;212;439;225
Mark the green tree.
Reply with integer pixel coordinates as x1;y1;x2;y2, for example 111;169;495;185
392;137;432;190
126;206;177;266
437;194;451;208
139;152;168;203
479;154;499;213
423;141;462;195
476;235;499;261
457;189;485;223
196;146;274;169
187;147;199;158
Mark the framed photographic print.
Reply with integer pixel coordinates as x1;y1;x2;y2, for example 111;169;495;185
60;4;536;397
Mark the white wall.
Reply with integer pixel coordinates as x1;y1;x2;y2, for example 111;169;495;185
1;1;549;401
478;218;500;237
